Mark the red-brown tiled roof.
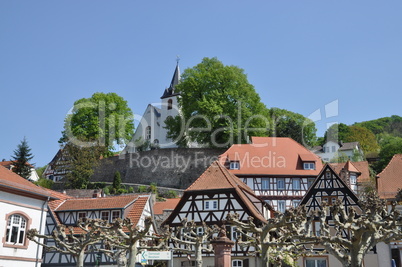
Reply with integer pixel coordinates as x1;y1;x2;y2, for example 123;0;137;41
126;195;150;226
220;137;323;176
186;161;269;223
0;165;51;199
41;188;72;225
56;194;143;211
377;154;402;199
0;160;34;168
154;198;180;215
330;161;371;184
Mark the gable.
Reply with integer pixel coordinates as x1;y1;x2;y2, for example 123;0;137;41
163;188;266;227
300;164;360;214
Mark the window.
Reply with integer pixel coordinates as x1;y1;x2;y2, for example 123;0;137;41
101;211;110;221
277;178;285;190
325;172;331;179
6;214;27;245
153;139;159;145
232;260;243;267
292;200;300;208
350;174;357;185
311;221;321;236
322;196;337;205
307;178;315;188
197;227;204;236
292;178;301;190
167;99;173;110
306;258;327;267
78;212;86;220
304;162;315;170
231;226;240;241
205;200;218;210
277;200;286;213
111;210;121;221
261;178;269;190
229;161;240;170
331;146;336;152
145;126;151;140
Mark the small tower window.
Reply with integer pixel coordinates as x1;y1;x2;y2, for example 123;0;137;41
145;126;151;140
167;99;173;110
229;161;240;170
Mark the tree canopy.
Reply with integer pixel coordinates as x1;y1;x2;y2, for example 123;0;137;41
11;137;34;179
267;108;317;147
60;92;134;157
165;57;269;148
374;135;402;173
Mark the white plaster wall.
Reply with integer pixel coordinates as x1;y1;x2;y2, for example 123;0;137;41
0;191;47;266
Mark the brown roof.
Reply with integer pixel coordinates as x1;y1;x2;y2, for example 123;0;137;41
220;137;323;176
0;165;52;199
51;194;151;234
56;194;144;211
154;198;180;215
185;161;269;223
377;154;402;199
339;142;359;151
330;161;371;184
0;160;34;168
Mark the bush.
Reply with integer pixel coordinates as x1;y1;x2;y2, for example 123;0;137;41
35;178;54;189
138;185;147;193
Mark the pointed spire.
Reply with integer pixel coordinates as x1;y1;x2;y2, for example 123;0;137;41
161;61;181;99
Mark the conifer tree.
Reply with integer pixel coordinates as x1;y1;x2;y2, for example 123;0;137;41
12;137;34;179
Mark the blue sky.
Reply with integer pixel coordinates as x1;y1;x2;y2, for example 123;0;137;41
1;0;401;167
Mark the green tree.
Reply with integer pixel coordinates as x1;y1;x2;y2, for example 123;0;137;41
36;165;47;178
165;57;269;148
374;136;402;173
267;108;317;147
60;92;134;157
112;171;122;193
35;178;54;189
64;142;102;189
11;137;34;179
344;125;379;154
323;123;351;144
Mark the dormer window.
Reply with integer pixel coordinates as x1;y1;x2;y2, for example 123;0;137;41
303;162;315;170
229;161;240;170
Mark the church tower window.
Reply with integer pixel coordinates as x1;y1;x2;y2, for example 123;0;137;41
168;99;173;110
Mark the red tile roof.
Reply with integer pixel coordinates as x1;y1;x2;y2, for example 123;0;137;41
185;161;269;223
126;195;150;226
330;161;371;183
220;137;323;176
377;154;402;199
0;165;52;199
56;194;144;211
154;198;180;215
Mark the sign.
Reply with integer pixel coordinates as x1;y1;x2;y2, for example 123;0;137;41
142;251;172;260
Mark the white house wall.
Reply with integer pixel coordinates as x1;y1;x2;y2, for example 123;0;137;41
0;191;48;267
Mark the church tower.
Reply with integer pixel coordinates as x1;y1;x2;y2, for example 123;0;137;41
122;63;181;153
159;62;181;148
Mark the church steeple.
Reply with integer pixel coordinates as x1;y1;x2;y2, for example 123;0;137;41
161;62;181;99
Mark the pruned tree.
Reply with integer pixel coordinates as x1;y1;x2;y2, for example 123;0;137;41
100;216;154;267
167;218;220;267
229;191;402;267
227;208;316;267
27;218;106;267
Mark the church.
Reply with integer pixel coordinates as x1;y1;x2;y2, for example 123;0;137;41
123;63;181;153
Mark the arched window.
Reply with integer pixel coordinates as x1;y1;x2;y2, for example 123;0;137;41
154;139;159;145
167;99;173;110
5;214;27;245
145;126;151;140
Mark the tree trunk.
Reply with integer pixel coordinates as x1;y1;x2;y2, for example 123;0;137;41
127;242;138;267
349;252;364;267
195;243;203;267
76;251;85;267
261;244;270;267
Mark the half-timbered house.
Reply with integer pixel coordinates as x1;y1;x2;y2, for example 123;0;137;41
298;164;386;267
42;193;154;266
163;160;273;267
220;137;323;212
